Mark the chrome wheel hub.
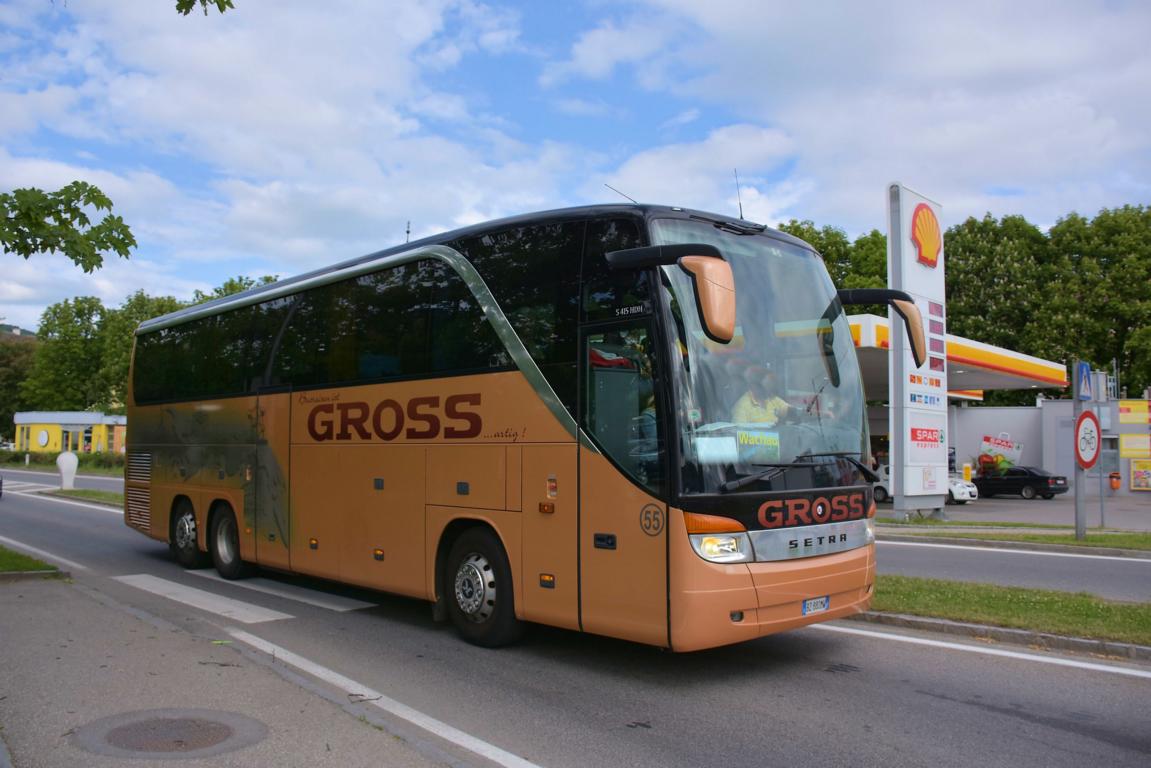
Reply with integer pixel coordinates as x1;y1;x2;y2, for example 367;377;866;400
175;513;196;550
454;553;495;623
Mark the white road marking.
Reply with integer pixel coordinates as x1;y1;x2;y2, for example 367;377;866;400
878;539;1149;563
813;623;1151;680
4;481;56;491
0;535;89;572
5;489;123;515
114;574;293;624
191;571;376;612
228;628;544;768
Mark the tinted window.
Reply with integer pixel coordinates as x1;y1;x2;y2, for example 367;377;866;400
273;259;506;388
581;218;648;322
135;297;293;404
451;221;582;414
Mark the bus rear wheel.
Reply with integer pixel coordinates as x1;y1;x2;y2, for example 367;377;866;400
211;506;252;580
446;528;522;647
170;500;208;569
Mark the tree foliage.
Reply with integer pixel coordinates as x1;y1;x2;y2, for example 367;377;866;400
20;297;107;411
1;182;136;273
191;274;277;304
176;0;235;15
0;336;38;440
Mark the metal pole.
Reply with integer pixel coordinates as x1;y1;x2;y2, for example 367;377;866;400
1073;361;1085;541
1097;402;1106;529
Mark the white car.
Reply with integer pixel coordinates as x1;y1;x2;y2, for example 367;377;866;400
871;466;978;505
947;475;979;505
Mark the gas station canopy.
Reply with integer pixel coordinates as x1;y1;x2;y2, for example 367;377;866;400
849;314;1068;401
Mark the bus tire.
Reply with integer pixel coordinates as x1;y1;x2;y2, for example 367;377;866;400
210;506;252;580
446;528;522;648
170;499;209;569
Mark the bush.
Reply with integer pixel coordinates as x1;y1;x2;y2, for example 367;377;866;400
0;449;125;470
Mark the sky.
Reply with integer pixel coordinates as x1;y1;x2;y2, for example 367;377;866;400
2;0;1149;332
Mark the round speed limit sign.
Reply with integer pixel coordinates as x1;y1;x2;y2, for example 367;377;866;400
1074;410;1101;469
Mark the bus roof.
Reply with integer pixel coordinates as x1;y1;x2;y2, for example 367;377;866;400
136;203;813;335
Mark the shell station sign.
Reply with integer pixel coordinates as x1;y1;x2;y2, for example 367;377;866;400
888;184;949;504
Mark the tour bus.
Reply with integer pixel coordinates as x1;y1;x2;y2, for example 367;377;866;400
124;204;925;651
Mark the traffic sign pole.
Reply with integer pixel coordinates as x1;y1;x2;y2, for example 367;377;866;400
1073;361;1085;541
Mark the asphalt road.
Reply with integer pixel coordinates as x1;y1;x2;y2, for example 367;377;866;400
875;540;1151;602
1;490;1148;768
1;466;124;494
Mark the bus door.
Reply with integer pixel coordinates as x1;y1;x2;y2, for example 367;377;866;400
578;321;669;646
253;390;292;570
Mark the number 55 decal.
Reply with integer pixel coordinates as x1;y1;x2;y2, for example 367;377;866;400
640;504;665;536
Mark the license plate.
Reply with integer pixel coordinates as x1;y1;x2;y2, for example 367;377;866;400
802;595;830;615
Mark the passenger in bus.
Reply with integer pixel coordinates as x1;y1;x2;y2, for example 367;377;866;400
731;365;790;426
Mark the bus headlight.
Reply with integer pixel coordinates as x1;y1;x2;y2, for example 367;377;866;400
689;533;753;563
865;519;876;543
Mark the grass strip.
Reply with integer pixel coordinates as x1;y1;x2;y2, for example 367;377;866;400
907;531;1151;551
873;574;1151;646
0;544;56;573
47;489;124;507
877;517;1071;529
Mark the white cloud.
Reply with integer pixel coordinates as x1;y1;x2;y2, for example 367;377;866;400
595;124;795;214
555;0;1151;232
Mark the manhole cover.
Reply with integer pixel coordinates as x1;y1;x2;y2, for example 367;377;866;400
71;708;267;760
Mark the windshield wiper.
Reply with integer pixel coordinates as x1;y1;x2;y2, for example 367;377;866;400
718;461;819;494
800;452;880;483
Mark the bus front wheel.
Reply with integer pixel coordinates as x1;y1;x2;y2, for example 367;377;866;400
211;506;252;580
170;500;209;569
446;528;523;647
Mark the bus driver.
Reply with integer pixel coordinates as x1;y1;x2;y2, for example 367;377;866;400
731;365;790;426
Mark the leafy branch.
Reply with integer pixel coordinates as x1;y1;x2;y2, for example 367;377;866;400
0;182;136;273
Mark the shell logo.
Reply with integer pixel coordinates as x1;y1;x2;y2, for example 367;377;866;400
910;203;941;268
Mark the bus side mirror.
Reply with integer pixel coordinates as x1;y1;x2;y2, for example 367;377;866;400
837;288;928;368
678;256;735;343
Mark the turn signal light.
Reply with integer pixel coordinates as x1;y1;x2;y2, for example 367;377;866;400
684;512;746;534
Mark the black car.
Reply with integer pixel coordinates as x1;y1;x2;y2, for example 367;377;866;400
972;466;1069;500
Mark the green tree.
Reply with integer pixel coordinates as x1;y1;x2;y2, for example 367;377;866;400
98;291;185;412
0;335;38;441
1059;205;1151;396
192;275;278;304
778;219;853;285
20;297;107;411
1;183;135;273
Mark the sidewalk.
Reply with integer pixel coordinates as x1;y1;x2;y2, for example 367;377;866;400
0;577;440;768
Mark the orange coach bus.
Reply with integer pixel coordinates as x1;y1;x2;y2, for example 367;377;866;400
124;204;924;651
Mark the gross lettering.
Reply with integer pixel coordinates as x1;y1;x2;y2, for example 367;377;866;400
757;492;868;529
307;393;484;442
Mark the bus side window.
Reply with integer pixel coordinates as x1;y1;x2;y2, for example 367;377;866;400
584;323;663;493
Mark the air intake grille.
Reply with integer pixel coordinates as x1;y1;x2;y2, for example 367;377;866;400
126;452;152;483
125;487;151;530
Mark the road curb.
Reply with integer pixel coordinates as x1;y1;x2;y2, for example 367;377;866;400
848;611;1151;662
0;570;68;583
877;533;1151;559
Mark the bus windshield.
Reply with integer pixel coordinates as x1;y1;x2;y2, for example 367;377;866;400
651;218;868;496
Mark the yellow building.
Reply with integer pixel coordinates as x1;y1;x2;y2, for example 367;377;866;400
13;412;127;454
